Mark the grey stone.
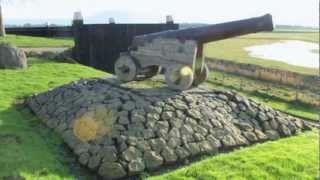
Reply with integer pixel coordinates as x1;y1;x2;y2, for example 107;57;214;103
0;43;27;69
207;135;222;148
279;124;291;136
199;141;217;154
122;147;142;162
74;143;90;155
99;146;118;162
258;112;268;121
144;151;163;170
246;107;257;117
168;127;180;138
235;121;253;131
127;136;138;146
238;104;247;111
128;158;145;174
98;162;126;179
194;133;205;142
239;112;251;121
187;109;202;119
194;125;208;136
167;137;181;148
262;121;272;131
254;129;268;140
265;130;280;140
217;94;228;101
145;105;162;114
180;124;194;135
156;129;169;139
210;119;223;128
156;121;169;130
174;100;189;110
161;146;178;164
163;104;175;111
169;118;183;128
293;118;304;129
185;142;200;155
79;152;90;165
143;129;155;139
242;131;258;142
175;146;190;159
88;155;102;169
161;111;174;120
147;113;160;121
269;119;279;130
123;101;135;111
149;138;166;153
136;140;151;151
181;134;195;144
221;135;237;148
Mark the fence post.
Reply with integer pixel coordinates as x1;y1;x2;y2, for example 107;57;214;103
72;11;84;61
109;17;116;24
166;15;174;25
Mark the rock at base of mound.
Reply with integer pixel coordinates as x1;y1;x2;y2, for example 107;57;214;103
27;78;311;180
0;43;27;69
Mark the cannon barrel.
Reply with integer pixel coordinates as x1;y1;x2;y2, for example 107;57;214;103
133;14;273;45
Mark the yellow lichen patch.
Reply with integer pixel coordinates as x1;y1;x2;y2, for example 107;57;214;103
73;105;114;142
73;115;98;142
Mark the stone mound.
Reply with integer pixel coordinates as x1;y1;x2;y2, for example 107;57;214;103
27;78;311;179
0;43;27;69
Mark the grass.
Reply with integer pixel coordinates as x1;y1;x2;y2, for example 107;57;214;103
0;35;74;48
205;70;319;121
149;130;319;180
0;58;318;179
0;58;107;179
204;32;319;75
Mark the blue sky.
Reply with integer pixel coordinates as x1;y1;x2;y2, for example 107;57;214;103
2;0;319;26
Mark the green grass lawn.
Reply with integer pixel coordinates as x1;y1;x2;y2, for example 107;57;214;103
204;32;319;75
0;58;107;179
0;35;74;48
0;58;318;179
149;130;319;180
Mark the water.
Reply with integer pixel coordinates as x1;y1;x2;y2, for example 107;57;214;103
244;40;319;68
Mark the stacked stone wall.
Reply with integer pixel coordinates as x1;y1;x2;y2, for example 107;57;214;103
27;78;311;179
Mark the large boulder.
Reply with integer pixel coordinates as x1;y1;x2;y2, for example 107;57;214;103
27;78;312;179
0;43;27;69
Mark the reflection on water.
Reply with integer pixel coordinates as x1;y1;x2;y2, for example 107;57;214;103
244;40;319;68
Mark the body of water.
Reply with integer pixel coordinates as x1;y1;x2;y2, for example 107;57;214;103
244;40;319;68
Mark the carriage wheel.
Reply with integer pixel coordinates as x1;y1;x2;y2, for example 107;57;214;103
193;63;209;86
165;65;194;90
114;55;137;82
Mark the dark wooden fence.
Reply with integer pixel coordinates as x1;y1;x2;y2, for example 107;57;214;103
5;26;73;37
73;22;179;73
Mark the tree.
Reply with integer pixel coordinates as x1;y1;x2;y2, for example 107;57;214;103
0;0;6;37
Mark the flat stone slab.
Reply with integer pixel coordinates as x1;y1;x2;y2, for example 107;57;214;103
27;78;311;179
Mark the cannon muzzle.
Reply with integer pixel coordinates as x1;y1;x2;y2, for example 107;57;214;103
133;14;273;45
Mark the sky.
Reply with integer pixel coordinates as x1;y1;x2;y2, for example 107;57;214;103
1;0;319;27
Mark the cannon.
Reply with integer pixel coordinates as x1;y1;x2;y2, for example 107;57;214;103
114;14;273;90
